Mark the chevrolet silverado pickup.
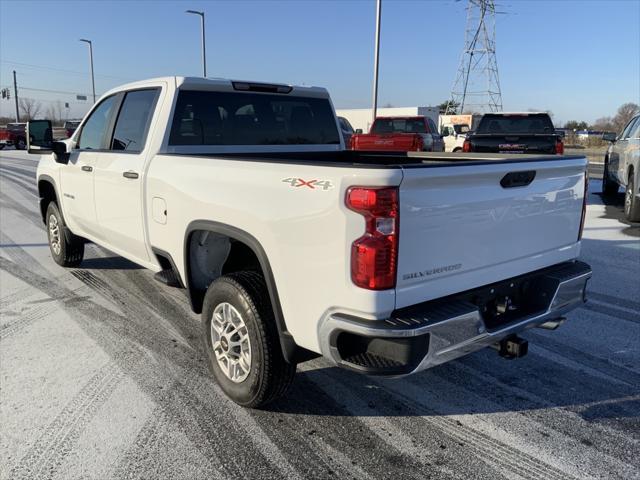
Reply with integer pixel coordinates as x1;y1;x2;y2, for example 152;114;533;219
350;116;445;152
27;77;591;408
463;112;564;155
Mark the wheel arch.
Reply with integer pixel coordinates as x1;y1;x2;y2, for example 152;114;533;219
37;175;60;224
184;220;316;364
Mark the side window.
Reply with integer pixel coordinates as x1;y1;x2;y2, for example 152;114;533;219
111;89;159;152
620;117;638;139
627;116;640;139
427;118;438;134
77;96;117;150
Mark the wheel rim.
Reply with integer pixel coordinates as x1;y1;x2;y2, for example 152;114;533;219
210;302;252;383
48;214;61;256
625;183;633;215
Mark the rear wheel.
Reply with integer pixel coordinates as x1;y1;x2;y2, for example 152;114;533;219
624;173;640;222
46;202;84;267
201;271;296;408
15;137;26;150
602;158;619;197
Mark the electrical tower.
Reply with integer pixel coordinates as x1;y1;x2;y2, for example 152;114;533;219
445;0;503;115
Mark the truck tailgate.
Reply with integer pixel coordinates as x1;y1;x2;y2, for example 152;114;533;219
395;157;587;309
353;134;420;151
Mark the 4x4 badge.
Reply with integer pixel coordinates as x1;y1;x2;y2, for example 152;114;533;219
282;178;334;190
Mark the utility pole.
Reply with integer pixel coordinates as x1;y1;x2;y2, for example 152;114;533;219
371;0;382;125
13;70;19;122
186;10;207;77
80;39;96;103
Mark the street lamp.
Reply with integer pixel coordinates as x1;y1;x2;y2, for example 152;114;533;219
79;39;96;104
185;10;207;77
371;0;382;125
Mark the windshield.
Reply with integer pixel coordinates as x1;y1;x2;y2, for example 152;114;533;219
169;90;340;146
371;118;426;134
476;114;554;134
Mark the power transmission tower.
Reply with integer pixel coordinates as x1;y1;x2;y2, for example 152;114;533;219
445;0;503;115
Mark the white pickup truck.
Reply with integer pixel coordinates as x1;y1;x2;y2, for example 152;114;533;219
27;77;592;408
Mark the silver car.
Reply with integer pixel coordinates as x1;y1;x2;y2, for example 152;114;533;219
602;113;640;221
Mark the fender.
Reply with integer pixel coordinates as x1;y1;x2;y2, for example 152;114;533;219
184;220;317;364
37;174;61;223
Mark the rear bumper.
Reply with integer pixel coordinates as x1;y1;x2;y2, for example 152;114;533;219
319;261;591;376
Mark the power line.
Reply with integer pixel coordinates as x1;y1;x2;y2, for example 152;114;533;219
19;86;103;96
0;60;133;81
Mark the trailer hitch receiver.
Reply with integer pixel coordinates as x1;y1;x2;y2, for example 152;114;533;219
496;335;528;359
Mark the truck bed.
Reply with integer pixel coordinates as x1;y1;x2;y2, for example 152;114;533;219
183;150;585;168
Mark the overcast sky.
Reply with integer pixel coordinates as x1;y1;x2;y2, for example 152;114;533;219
1;0;638;125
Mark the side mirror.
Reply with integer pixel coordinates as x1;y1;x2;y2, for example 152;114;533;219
52;141;70;164
27;120;53;154
602;132;617;142
355;128;363;134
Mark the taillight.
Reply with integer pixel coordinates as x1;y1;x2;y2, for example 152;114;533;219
578;171;588;240
346;187;399;290
555;139;564;155
463;139;472;152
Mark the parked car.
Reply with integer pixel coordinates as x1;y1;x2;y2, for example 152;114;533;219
602;113;640;221
63;120;81;138
463;113;564;154
0;122;27;150
337;116;355;149
350;116;445;152
28;77;591;408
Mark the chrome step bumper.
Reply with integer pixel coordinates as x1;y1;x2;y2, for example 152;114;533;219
319;261;592;376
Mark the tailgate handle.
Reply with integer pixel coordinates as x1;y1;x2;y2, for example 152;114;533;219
501;170;536;188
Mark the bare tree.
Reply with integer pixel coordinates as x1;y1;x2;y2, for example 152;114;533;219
44;100;64;126
613;103;640;133
592;116;614;132
19;98;43;121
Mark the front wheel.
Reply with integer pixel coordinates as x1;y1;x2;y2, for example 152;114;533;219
15;138;26;150
624;174;640;222
602;158;619;197
201;271;296;408
46;202;84;267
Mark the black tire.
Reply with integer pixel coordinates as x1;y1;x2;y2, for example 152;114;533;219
624;173;640;222
453;147;462;153
602;157;619;197
45;202;84;267
15;137;26;150
0;144;5;150
201;271;296;408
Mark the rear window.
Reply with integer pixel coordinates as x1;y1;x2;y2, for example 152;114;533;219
476;114;554;134
371;118;426;134
169;90;340;146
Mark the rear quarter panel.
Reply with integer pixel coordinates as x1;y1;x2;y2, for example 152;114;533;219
145;155;402;352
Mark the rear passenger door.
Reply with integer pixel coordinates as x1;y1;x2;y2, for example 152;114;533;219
93;88;160;262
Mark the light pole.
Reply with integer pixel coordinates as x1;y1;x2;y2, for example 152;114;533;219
79;39;96;104
186;10;207;77
371;0;382;125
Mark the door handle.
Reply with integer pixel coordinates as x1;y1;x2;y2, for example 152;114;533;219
81;166;93;172
123;171;139;179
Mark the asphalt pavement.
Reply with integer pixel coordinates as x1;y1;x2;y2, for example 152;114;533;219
1;149;638;480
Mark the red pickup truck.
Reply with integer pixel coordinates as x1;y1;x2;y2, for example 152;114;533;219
0;123;27;150
350;116;444;152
